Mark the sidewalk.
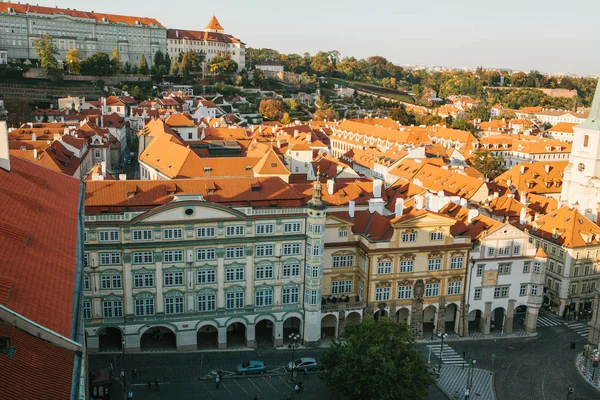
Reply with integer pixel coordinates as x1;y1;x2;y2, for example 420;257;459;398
417;329;536;344
436;365;496;400
575;353;600;390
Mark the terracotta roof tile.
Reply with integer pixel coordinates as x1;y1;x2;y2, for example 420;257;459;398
529;206;600;248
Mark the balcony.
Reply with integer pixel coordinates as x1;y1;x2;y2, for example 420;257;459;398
321;296;365;313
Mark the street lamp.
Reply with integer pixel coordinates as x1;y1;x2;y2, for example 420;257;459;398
470;359;477;388
288;333;301;381
566;387;574;400
122;335;126;393
437;332;448;373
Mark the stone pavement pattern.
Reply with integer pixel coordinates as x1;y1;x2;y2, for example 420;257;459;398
437;365;495;400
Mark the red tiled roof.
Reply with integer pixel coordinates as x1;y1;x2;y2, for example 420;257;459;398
0;156;80;336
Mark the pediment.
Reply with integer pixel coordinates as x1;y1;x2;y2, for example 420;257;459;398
483;222;527;240
135;202;245;224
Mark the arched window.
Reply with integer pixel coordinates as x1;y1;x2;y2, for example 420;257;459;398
583;135;589;147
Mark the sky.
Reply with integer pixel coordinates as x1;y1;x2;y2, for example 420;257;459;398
32;0;600;76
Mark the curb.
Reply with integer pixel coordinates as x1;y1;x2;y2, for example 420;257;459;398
417;332;537;344
574;354;600;392
198;371;319;381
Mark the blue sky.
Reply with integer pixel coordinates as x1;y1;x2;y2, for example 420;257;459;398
38;0;599;75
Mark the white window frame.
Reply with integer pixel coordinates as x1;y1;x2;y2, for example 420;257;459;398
425;283;439;297
283;243;301;255
163;250;184;263
165;296;184;314
333;255;354;268
226;246;245;259
255;223;275;235
133;229;153;241
375;287;390;301
255;289;274;307
197;248;216;261
282;287;299;304
377;261;392;274
283;222;302;233
164;271;184;286
132;251;154;264
226;267;245;282
196;226;216;238
397;285;412;299
255;265;274;280
255;244;274;257
133;273;154;288
447;281;462;295
428;258;442;271
331;280;352;294
163;228;183;240
226;225;245;237
283;262;300;277
450;257;463;270
197;269;216;284
99;230;120;242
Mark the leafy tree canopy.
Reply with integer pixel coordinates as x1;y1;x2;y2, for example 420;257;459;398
313;108;338;121
258;99;285;121
33;33;59;72
209;51;238;76
471;148;506;180
137;54;150;75
80;52;116;76
65;48;81;75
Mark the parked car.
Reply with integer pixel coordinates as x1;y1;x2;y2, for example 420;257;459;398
286;357;318;372
236;360;266;375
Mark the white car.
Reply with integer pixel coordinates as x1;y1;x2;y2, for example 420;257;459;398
286;357;318;372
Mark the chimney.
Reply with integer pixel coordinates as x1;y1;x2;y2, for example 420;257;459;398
32;132;37;141
493;191;499;199
368;198;386;214
0;101;9;172
506;179;512;187
520;191;527;205
327;178;335;196
395;198;404;217
519;207;527;225
520;165;525;174
414;194;424;210
306;134;312;144
349;200;355;218
544;164;550;174
467;208;479;223
101;161;107;178
460;198;468;208
294;130;299;138
33;149;38;160
119;174;127;181
372;179;382;198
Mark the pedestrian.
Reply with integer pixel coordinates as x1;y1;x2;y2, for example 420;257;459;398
127;390;134;399
303;368;308;379
120;369;125;382
215;375;220;389
464;387;470;400
108;362;114;375
453;390;459;399
154;379;160;392
146;378;151;390
132;367;137;380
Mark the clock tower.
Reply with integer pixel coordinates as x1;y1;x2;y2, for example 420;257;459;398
560;78;600;222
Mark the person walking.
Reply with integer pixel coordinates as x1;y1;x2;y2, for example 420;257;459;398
132;367;138;380
303;368;308;379
146;378;151;390
108;362;114;375
127;390;134;399
154;379;160;392
120;369;125;382
215;375;220;389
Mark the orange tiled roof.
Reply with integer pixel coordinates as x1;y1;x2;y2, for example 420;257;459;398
529;206;600;248
548;122;577;134
253;147;290;176
165;112;195;127
330;210;394;241
442;202;503;241
494;161;567;195
292;178;385;206
206;15;224;31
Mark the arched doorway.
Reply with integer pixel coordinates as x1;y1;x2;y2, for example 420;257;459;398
321;314;337;338
346;312;362;326
197;324;218;350
283;316;301;341
255;319;274;347
396;308;410;325
468;310;483;334
423;306;437;333
374;308;388;321
98;327;122;352
445;304;458;333
492;307;505;332
514;305;527;330
227;322;247;348
140;326;176;351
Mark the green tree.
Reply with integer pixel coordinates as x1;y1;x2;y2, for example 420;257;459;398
180;51;204;79
123;61;133;74
111;49;122;74
209;51;238;77
153;50;165;70
451;116;476;134
321;319;434;400
388;106;415;125
251;68;265;87
258;99;285;121
468;104;491;122
137;54;150;75
471;148;506;179
170;60;180;76
130;85;145;100
33;33;58;72
65;48;81;75
510;72;528;87
80;52;115;76
285;99;299;111
280;112;292;125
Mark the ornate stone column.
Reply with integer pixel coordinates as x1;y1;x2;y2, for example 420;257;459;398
411;280;425;339
504;299;516;334
338;305;347;338
436;297;447;334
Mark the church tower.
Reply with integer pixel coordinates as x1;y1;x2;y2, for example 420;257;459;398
560;78;600;222
303;176;326;346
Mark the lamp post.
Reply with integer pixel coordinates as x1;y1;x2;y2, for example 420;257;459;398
566;387;574;400
437;332;448;373
470;359;477;388
288;333;301;381
122;335;126;393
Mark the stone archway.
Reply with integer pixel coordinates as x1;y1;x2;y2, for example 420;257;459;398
321;314;338;338
514;305;527;330
140;326;176;351
197;324;218;350
492;307;506;332
98;327;122;352
255;319;275;348
346;311;362;326
445;303;459;333
468;309;483;334
283;316;302;341
374;308;388;321
423;306;437;333
396;308;410;325
227;322;247;348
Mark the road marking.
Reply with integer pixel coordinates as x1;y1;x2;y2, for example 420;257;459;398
234;379;248;395
249;378;263;393
278;375;294;390
263;377;279;393
222;382;233;395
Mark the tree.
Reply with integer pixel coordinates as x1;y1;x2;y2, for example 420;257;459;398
209;51;238;77
258;99;285;121
80;52;115;76
65;48;81;75
33;33;58;72
452;116;476;134
313;108;337;121
388;106;414;125
179;51;204;79
285;99;299;111
321;319;434;400
130;86;145;100
468;104;491;122
170;60;179;76
280;112;292;125
111;49;122;74
137;55;150;75
471;148;506;180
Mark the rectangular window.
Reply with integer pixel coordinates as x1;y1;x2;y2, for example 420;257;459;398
338;229;349;237
99;230;120;242
498;246;511;256
375;287;391;301
133;273;154;288
498;263;511;275
282;287;299;304
523;262;530;274
163;228;183;240
474;288;482;300
133;229;153;241
226;225;245;236
226;267;245;282
554;282;560;292
83;301;91;319
307;264;320;278
283;263;300;277
255;289;274;307
196;227;216;238
401;232;416;242
487;247;495;257
135;298;155;316
133;251;154;264
163;250;184;263
226;246;245;259
430;231;444;241
255;223;275;235
425;284;440;297
494;286;510;298
164;271;184;286
84;253;89;267
197;269;216;284
530;285;538;295
397;285;412;299
331;280;352;294
548;260;555;272
333;255;354;268
519;284;527;296
378;261;392;274
197;248;216;261
255;265;274;280
447;281;462;295
571;283;577;295
226;291;244;309
428;259;441;271
102;300;123;318
533;262;541;273
165;296;184;314
574;267;580;277
400;260;414;273
476;264;484;276
83;275;91;291
450;257;464;270
101;275;122;290
284;222;301;233
557;264;563;275
513;245;521;255
283;243;301;255
198;293;216;312
255;244;274;257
